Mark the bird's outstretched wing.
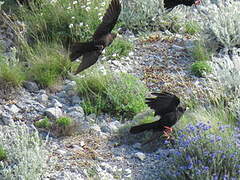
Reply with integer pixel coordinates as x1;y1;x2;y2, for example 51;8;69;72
74;50;102;74
92;0;121;40
145;92;180;117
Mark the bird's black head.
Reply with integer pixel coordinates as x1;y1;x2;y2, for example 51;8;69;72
177;106;186;113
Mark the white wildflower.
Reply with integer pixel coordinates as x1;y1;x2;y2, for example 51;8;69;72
67;6;71;10
81;5;86;8
71;16;75;19
69;24;74;28
73;1;77;5
86;7;90;11
50;0;57;3
112;53;117;57
79;22;84;26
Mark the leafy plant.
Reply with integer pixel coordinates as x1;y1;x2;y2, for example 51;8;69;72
75;71;148;119
104;38;133;59
34;117;52;129
56;117;72;127
18;0;110;44
158;106;240;179
184;20;201;35
120;0;185;33
54;117;75;136
26;43;71;87
0;53;26;87
199;0;240;51
0;122;48;179
0;145;7;161
191;61;212;77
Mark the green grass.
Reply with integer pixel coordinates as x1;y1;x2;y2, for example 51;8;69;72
26;43;71;87
184;20;201;35
75;71;148;119
55;117;75;136
104;38;133;59
0;145;7;161
0;54;26;87
191;61;212;77
18;0;111;44
56;117;72;127
191;41;211;62
34;117;52;129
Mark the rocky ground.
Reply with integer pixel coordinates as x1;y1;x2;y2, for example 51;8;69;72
0;28;219;180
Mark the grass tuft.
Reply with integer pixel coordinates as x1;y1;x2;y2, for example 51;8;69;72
75;71;148;119
104;38;133;59
26;43;71;88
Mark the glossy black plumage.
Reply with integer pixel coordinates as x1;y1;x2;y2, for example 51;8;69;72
130;92;186;134
164;0;200;9
69;0;121;74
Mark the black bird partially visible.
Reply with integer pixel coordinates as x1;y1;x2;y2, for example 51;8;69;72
69;0;121;74
130;92;186;137
164;0;201;10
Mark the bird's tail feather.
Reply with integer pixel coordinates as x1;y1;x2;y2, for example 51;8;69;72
130;121;164;134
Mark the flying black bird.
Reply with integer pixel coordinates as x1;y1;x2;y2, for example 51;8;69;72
69;0;121;74
130;92;186;137
164;0;201;10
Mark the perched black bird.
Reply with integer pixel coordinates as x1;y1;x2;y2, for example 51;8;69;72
164;0;201;10
130;92;186;136
69;0;121;74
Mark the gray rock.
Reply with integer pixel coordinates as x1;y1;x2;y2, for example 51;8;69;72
51;99;63;108
0;111;14;125
89;124;101;134
56;91;66;98
67;105;84;114
124;168;132;177
45;107;62;119
101;121;121;133
100;162;113;172
37;94;48;103
133;143;142;150
56;149;67;155
71;95;81;105
23;81;39;92
135;152;146;161
68;111;84;123
64;80;77;91
8;104;20;114
86;114;96;123
39;89;47;94
66;89;76;97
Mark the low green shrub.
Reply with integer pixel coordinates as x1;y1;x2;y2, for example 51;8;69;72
18;0;110;44
54;117;75;136
199;0;240;51
159;107;239;179
184;20;201;35
56;117;72;127
0;145;7;161
191;61;212;77
34;117;52;129
191;41;211;62
0;122;48;179
104;38;133;59
26;43;71;87
0;53;26;87
75;71;148;119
